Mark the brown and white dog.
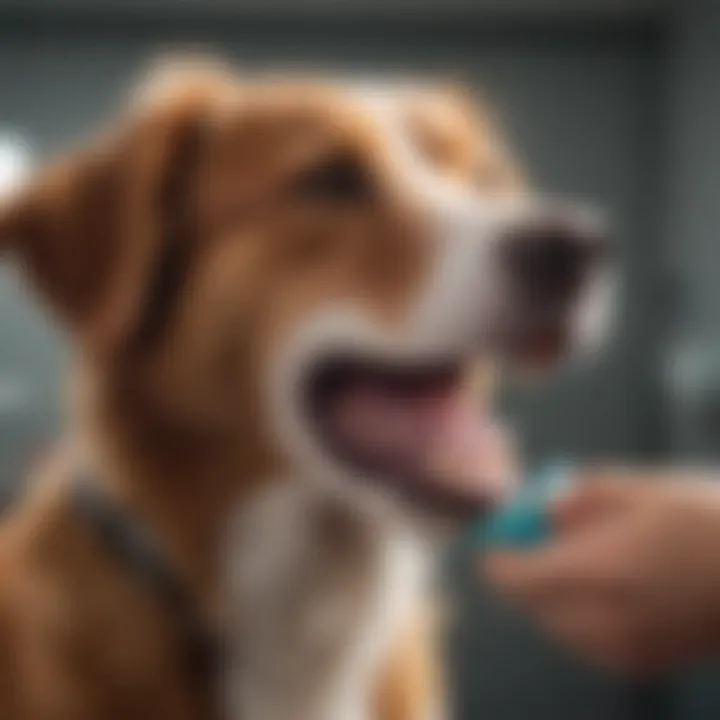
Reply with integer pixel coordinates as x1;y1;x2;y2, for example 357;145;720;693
0;59;609;719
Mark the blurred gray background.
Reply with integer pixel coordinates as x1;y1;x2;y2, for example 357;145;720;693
1;0;719;717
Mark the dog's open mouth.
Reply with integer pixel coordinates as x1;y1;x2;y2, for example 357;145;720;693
305;356;514;519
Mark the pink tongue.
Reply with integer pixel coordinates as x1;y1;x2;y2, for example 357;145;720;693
331;385;515;502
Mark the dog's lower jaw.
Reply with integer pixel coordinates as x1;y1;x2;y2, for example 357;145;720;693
224;476;434;720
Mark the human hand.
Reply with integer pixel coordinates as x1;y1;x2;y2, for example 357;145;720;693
484;469;720;675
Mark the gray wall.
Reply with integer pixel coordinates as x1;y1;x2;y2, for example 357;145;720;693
656;1;720;716
663;0;720;458
0;0;663;14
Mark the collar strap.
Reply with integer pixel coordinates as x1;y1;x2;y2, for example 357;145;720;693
70;477;219;695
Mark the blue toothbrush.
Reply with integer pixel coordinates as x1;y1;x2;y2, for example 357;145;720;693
469;461;575;549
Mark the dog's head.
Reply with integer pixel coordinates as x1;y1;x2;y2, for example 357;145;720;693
0;61;611;524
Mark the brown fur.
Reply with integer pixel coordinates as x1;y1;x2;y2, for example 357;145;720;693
0;61;519;718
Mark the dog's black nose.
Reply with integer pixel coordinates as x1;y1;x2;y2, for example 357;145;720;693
502;214;608;299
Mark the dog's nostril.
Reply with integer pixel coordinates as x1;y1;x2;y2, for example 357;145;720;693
503;218;608;298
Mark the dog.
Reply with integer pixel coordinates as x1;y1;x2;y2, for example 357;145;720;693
0;58;610;719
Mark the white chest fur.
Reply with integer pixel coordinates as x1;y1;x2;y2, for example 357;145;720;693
224;481;431;720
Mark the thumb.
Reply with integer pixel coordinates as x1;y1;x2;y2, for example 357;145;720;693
551;471;637;534
482;521;619;607
483;546;575;605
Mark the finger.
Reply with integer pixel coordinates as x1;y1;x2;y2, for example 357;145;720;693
483;523;628;607
483;545;589;607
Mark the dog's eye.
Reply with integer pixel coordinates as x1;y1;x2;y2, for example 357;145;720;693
293;153;374;203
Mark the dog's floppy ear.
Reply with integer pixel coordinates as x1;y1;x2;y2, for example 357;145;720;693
0;62;229;356
0;140;127;335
